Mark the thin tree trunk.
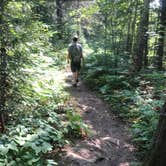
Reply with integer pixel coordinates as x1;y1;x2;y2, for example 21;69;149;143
156;0;166;70
143;2;149;68
133;0;150;71
153;11;160;58
0;48;7;132
0;0;8;132
76;0;80;37
126;20;132;53
126;0;133;53
143;35;149;67
104;14;108;55
131;0;139;54
56;0;63;39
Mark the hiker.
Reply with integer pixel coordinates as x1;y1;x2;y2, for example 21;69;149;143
67;36;84;87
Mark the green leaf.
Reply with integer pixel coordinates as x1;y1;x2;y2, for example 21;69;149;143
24;142;41;154
27;158;40;165
41;142;52;153
0;145;8;155
7;142;18;152
47;159;58;166
8;160;17;166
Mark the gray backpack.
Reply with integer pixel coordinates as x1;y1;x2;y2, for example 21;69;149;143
69;44;82;63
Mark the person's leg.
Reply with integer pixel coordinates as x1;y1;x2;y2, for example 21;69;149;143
73;72;77;83
71;62;77;86
75;71;79;83
76;62;81;83
71;72;77;87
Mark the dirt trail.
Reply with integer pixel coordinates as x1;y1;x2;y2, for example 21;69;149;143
58;72;137;166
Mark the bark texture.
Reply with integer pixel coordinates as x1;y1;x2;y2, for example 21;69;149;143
156;0;166;70
146;101;166;166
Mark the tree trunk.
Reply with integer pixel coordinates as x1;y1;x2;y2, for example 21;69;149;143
0;0;8;132
126;0;133;53
131;0;139;57
143;0;149;68
156;0;166;70
133;0;150;71
126;20;132;53
56;0;63;39
143;35;148;67
145;101;166;166
104;14;108;55
0;48;7;132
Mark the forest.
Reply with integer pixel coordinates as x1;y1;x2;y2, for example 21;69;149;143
0;0;166;165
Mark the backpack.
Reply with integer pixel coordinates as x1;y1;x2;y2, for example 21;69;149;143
69;44;82;63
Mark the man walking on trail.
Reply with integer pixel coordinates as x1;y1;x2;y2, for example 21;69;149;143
67;36;84;87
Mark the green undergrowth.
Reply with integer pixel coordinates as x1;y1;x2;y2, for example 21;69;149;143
83;53;166;158
0;54;88;166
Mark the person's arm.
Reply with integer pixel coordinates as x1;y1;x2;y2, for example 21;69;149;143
67;47;70;64
67;53;70;63
80;47;84;66
82;54;85;67
81;52;84;61
81;48;85;66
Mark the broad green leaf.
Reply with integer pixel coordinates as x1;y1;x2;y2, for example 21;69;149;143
0;145;8;155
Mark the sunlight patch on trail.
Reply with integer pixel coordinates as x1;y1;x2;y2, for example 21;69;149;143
64;135;135;164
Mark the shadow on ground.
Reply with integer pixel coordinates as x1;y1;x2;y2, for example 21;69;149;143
58;71;137;166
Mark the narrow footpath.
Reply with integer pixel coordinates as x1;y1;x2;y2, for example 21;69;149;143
58;71;137;166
